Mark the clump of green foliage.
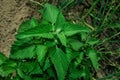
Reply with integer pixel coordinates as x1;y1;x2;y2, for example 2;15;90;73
0;3;100;80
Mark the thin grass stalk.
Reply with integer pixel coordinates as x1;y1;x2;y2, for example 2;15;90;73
82;0;99;19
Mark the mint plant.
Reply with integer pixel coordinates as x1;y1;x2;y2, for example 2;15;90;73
0;3;100;80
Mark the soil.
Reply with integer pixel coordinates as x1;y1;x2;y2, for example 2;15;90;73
0;0;39;57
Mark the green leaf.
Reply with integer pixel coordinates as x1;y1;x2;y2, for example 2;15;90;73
55;11;66;29
30;18;39;27
0;53;7;65
0;60;16;77
36;45;47;63
69;66;90;80
66;48;80;62
30;62;43;75
51;48;69;80
0;67;15;77
3;60;17;67
74;52;84;67
87;38;99;45
69;39;83;51
10;46;35;59
87;48;99;70
109;23;120;28
41;19;50;25
19;62;35;73
16;33;51;40
12;37;35;48
47;67;56;79
45;41;56;47
69;70;83;79
57;32;67;46
42;3;59;24
24;76;32;80
80;32;87;41
66;48;73;62
63;23;90;36
18;18;39;33
16;24;54;39
43;58;50;71
17;69;25;78
82;67;91;80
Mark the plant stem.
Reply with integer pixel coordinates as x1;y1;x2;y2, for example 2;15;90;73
30;0;44;7
83;21;95;31
61;0;74;10
112;2;120;15
100;7;111;28
96;32;120;47
103;32;120;43
82;0;99;19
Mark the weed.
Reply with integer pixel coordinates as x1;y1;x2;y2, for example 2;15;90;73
0;3;100;80
0;0;120;79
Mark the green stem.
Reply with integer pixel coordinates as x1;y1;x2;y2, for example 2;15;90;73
96;32;120;47
83;21;95;31
112;2;120;15
100;7;111;28
82;0;99;19
98;71;120;80
103;32;120;43
30;0;44;7
61;0;74;10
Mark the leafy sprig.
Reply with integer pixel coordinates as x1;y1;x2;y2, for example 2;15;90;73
0;3;100;80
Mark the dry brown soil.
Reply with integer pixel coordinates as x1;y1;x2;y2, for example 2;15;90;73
0;0;39;57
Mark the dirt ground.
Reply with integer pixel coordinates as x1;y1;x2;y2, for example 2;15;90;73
0;0;40;57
